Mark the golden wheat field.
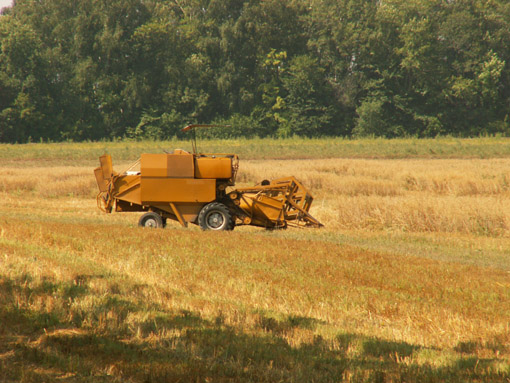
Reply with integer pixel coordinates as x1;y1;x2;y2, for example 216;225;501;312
1;138;510;382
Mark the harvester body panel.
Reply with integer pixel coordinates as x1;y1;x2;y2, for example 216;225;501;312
195;157;232;179
141;153;195;178
141;178;216;203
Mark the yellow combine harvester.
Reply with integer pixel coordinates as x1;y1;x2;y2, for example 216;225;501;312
94;125;323;231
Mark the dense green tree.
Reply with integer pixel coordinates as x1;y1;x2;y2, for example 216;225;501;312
278;54;336;136
1;0;509;142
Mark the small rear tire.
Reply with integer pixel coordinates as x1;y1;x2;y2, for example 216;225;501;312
138;212;164;228
198;202;234;231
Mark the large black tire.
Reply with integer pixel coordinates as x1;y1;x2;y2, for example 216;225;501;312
138;212;164;228
198;202;235;231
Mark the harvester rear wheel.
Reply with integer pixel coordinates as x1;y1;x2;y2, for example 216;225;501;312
198;202;234;231
138;212;164;229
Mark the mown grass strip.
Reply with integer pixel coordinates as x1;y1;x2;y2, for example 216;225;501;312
2;136;510;163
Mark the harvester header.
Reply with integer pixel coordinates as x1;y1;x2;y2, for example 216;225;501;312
94;125;323;231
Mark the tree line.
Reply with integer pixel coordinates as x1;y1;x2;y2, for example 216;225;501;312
1;0;509;143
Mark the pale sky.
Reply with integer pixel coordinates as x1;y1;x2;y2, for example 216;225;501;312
0;0;12;9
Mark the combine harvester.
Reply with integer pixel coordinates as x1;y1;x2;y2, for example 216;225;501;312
94;125;323;231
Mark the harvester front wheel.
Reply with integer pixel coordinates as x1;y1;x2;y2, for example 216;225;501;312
198;202;234;231
138;212;164;229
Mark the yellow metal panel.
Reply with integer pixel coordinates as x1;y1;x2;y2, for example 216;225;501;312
195;157;232;179
254;196;285;221
114;175;142;205
169;202;188;227
94;167;108;192
177;204;203;223
141;154;168;177
99;154;113;179
141;153;195;178
141;178;216;203
167;154;194;178
237;193;285;227
150;203;203;223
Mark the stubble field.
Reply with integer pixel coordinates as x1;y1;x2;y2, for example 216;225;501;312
1;137;510;382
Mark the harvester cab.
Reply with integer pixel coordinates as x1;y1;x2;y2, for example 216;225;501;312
94;125;323;231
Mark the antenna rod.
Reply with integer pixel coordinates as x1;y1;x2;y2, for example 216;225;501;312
192;127;197;155
181;124;231;155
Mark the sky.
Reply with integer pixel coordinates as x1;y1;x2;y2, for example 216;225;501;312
0;0;12;9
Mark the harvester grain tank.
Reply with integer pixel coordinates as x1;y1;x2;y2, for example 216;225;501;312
94;125;323;230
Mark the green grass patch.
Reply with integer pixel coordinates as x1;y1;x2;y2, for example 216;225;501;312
2;136;510;164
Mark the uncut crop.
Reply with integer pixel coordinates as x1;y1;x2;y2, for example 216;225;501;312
240;158;510;236
1;146;510;382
